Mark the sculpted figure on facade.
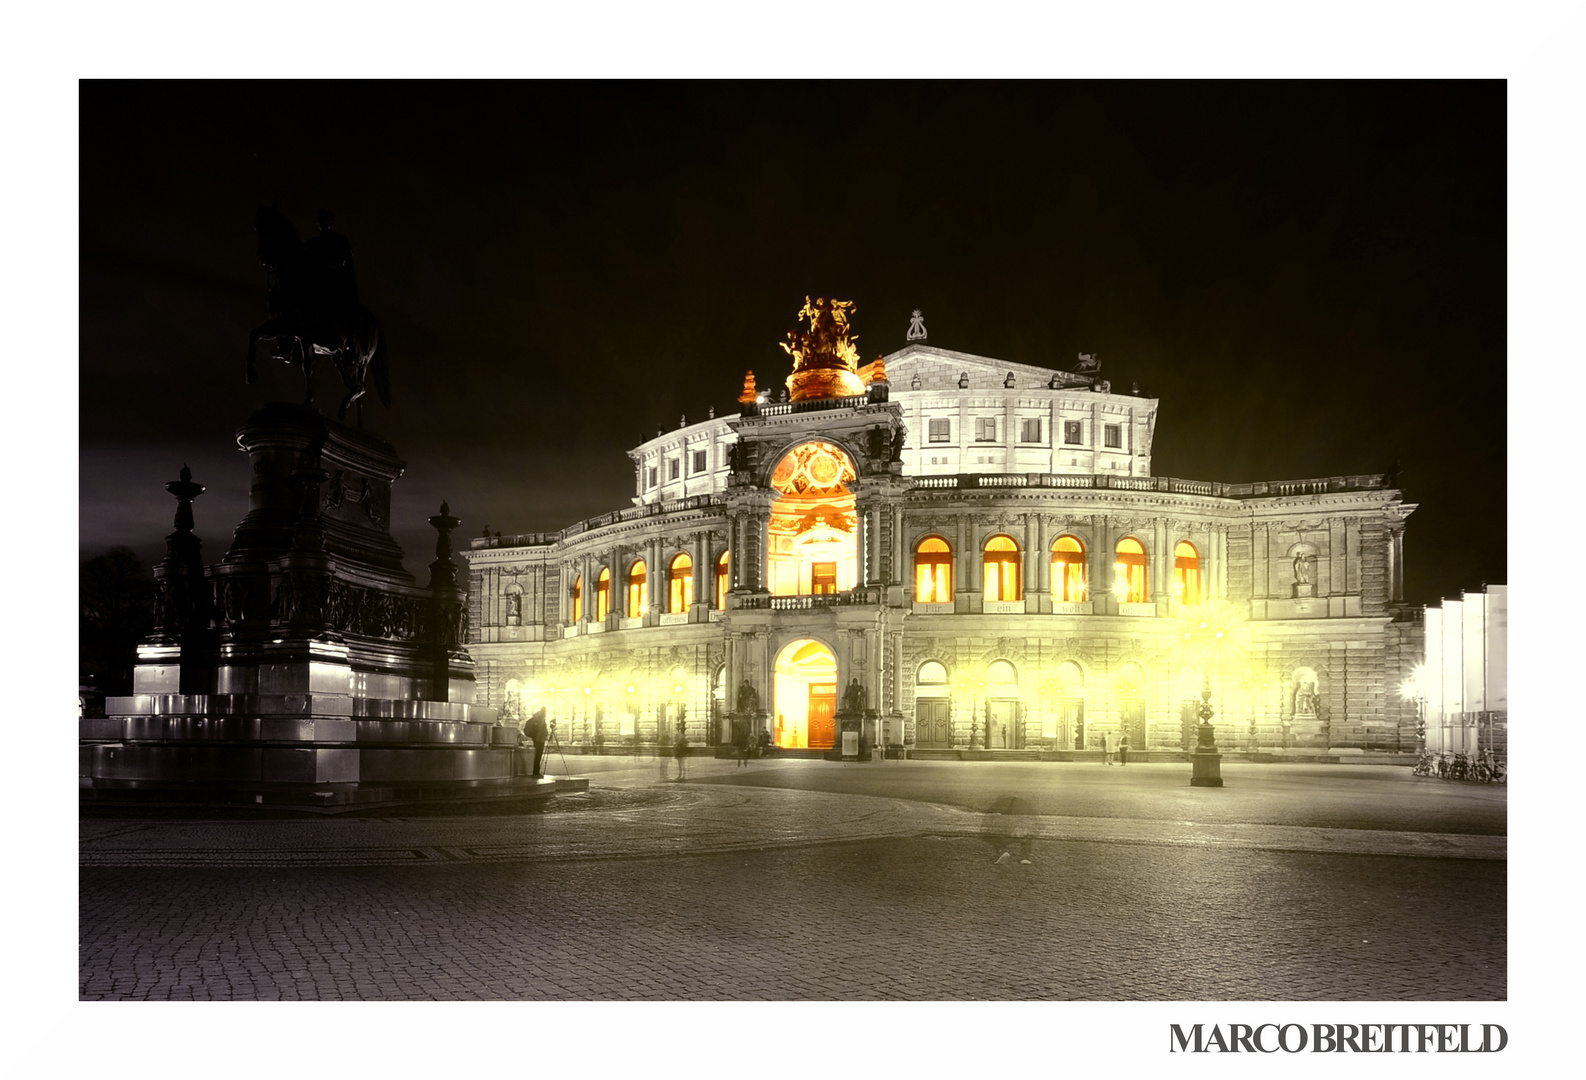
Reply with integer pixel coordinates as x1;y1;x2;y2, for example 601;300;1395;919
841;678;866;716
735;678;760;716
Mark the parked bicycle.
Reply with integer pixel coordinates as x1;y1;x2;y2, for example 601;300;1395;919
1411;750;1438;777
1474;749;1506;784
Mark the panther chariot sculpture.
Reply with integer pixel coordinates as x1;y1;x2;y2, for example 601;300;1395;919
246;205;390;425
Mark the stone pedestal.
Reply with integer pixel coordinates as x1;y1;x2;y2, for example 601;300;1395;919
1189;692;1224;788
81;405;559;813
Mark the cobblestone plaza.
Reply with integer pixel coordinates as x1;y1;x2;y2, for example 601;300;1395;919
80;760;1505;1001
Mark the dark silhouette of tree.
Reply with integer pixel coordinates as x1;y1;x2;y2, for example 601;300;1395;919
80;546;154;697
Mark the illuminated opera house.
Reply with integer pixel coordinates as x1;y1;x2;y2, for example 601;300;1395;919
462;299;1422;758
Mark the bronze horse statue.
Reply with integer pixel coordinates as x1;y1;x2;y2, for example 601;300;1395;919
247;205;390;423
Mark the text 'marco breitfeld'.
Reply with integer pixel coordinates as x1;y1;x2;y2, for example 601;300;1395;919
1169;1023;1507;1054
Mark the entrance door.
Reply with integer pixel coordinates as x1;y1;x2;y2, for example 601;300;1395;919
1122;697;1147;752
916;699;951;747
988;700;1017;748
808;684;837;749
1061;700;1084;750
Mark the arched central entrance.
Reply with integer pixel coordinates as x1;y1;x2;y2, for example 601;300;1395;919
773;638;838;749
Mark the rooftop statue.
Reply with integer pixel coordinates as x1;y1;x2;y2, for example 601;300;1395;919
247;205;390;424
780;297;868;401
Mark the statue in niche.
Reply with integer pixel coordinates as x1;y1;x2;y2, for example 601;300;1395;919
735;678;760;716
1293;678;1319;717
1292;549;1316;597
1293;551;1314;584
841;678;866;716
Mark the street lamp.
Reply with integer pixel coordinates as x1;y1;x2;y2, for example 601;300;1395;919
1399;664;1427;753
955;671;986;749
1238;672;1269;752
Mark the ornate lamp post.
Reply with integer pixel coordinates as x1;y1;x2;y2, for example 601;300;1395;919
1180;602;1239;788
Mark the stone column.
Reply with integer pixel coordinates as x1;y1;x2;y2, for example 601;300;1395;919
1253;523;1269;599
1092;513;1110;614
955;515;970;604
854;502;868;588
892;506;905;586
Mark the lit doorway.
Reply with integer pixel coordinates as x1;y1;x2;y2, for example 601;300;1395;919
986;659;1020;748
773;638;838;749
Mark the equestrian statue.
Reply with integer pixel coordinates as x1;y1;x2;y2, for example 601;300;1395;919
246;205;390;424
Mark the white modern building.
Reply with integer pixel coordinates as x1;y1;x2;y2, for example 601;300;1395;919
1414;586;1508;757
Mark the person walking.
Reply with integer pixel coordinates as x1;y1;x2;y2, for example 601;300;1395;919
1118;731;1131;765
733;719;750;767
524;707;549;778
673;724;689;781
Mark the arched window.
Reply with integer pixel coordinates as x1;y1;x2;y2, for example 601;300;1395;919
715;551;730;610
1174;541;1201;605
595;568;611;620
570;576;583;622
1051;535;1088;602
914;536;953;603
668;553;693;613
917;660;948;686
627;559;648;618
983;535;1022;601
988;659;1018;690
1114;538;1148;604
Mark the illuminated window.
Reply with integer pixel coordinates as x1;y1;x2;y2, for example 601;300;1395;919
928;418;951;443
1020;418;1041;443
627;560;648;618
715;551;729;610
914;536;953;603
668;458;680;481
669;553;693;613
692;450;707;473
1063;420;1083;445
1174;541;1201;605
596;568;611;620
1114;538;1148;604
983;535;1022;601
918;660;948;685
1104;423;1122;449
1051;535;1088;602
571;576;583;622
811;561;838;595
975;418;996;442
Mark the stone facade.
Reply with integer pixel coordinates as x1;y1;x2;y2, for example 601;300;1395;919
464;345;1423;757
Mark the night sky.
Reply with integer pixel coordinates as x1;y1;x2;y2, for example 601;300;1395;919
80;81;1505;605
